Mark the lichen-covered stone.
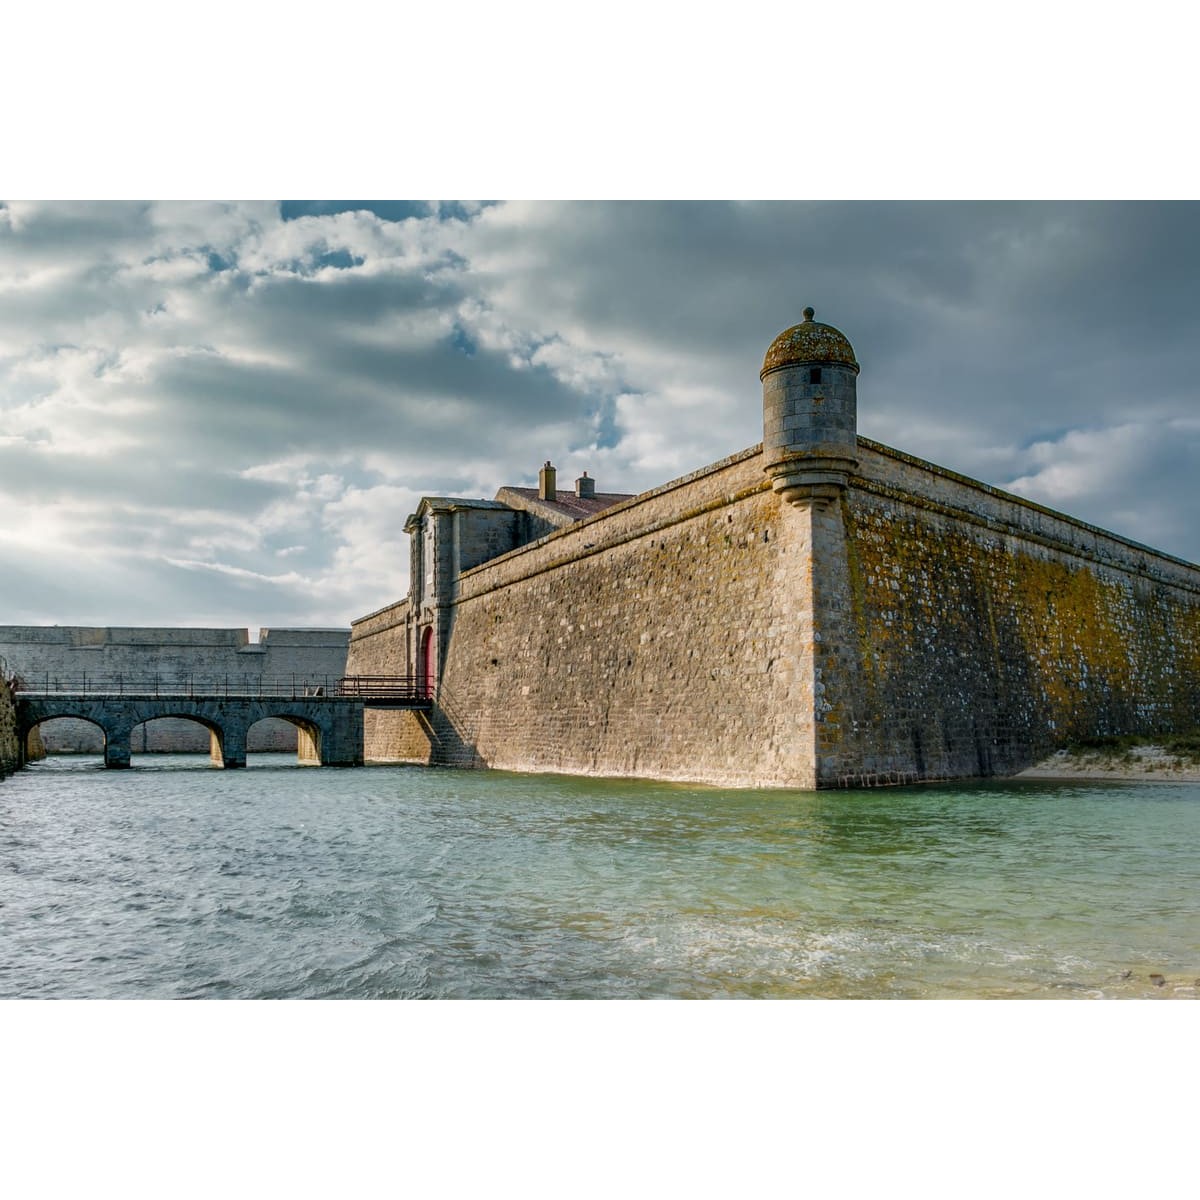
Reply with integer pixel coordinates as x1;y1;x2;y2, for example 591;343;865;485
1;676;21;778
761;308;859;376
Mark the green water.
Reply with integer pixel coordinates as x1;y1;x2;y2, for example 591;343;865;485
2;756;1198;998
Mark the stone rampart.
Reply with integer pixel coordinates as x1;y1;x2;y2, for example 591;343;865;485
350;436;1200;789
816;439;1200;785
350;448;823;786
0;626;349;755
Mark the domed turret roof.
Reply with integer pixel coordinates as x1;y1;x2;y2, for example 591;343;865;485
761;308;859;378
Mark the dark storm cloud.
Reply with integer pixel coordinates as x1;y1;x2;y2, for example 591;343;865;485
462;200;1200;399
0;544;346;628
459;201;1200;556
136;337;588;462
0;441;287;510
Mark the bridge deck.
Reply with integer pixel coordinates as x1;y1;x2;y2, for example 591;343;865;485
12;673;431;708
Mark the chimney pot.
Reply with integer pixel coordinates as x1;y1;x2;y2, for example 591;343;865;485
538;460;557;502
575;470;595;499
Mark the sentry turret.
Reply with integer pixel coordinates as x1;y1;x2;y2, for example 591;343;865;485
760;307;859;506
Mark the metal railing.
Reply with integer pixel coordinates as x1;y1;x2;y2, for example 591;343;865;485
10;673;431;702
333;674;431;701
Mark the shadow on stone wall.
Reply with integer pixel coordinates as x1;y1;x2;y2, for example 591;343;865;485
420;684;485;769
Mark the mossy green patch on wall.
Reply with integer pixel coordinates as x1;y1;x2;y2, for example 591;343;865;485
822;442;1200;785
1;676;21;779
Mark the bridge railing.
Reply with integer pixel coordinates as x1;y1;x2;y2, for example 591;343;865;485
10;673;431;702
332;675;432;701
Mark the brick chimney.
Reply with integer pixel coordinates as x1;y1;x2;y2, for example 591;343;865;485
575;471;595;499
538;460;557;501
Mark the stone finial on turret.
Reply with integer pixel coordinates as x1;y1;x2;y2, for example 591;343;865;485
761;307;859;506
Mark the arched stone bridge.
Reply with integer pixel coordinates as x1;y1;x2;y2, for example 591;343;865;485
13;675;428;768
16;694;364;768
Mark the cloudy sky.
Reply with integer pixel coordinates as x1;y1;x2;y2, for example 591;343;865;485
2;199;1199;630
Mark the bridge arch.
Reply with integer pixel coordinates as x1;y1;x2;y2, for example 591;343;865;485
129;712;231;766
23;712;108;763
247;713;324;764
130;713;219;756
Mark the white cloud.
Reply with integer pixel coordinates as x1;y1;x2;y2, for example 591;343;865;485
1006;419;1200;553
3;199;1200;630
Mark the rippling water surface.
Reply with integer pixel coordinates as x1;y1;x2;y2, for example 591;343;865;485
3;755;1198;998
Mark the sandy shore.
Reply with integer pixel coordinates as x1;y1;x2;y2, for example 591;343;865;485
1016;745;1200;782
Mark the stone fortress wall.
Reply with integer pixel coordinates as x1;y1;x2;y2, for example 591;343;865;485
349;448;820;784
817;439;1200;785
351;439;1200;788
349;311;1200;789
0;673;19;778
0;627;350;755
349;600;428;762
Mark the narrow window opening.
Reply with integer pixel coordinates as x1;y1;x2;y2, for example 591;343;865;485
809;367;822;384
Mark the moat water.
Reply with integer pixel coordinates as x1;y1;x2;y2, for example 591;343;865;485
2;755;1198;999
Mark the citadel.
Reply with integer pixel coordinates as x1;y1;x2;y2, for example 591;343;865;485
6;310;1200;788
345;309;1200;787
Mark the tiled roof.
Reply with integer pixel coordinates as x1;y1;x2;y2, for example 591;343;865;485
420;497;512;511
495;486;635;525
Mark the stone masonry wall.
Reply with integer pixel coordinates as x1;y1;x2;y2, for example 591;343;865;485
350;437;1200;790
816;439;1200;786
351;449;822;787
0;627;349;754
346;599;436;761
0;675;19;779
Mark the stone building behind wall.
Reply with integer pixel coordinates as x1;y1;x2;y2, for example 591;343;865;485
354;462;633;699
0;627;349;754
348;310;1200;789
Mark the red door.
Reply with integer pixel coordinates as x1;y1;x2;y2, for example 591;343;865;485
420;627;435;699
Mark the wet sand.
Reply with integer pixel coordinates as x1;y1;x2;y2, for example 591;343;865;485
1016;745;1200;782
